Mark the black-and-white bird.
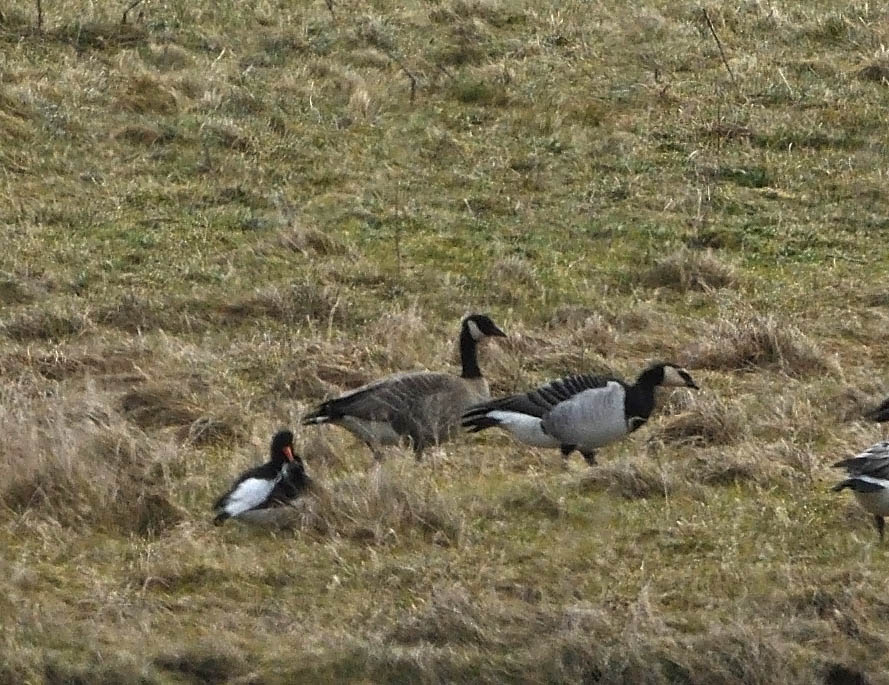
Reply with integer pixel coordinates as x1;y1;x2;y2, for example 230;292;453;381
212;430;310;525
301;314;507;460
461;362;699;464
866;396;889;423
833;440;889;540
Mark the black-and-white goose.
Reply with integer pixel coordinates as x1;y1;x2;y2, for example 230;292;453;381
833;440;889;540
461;362;699;464
301;314;507;460
213;429;310;525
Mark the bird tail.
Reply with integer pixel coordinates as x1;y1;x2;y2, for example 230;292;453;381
461;406;501;433
832;477;885;494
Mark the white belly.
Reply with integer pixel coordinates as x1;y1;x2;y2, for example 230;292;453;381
488;411;561;448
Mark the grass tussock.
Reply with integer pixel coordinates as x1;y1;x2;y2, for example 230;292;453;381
119;384;203;430
642;247;738;292
656;394;744;447
0;388;181;535
576;459;673;500
2;307;90;342
683;311;840;377
298;462;463;545
389;584;493;646
276;223;350;256
220;281;348;327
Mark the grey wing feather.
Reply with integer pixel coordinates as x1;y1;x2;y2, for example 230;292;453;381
834;441;889;477
330;372;460;423
466;373;614;418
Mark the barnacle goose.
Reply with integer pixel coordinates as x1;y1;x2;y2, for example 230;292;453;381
301;314;507;460
212;430;310;525
461;362;699;465
833;440;889;540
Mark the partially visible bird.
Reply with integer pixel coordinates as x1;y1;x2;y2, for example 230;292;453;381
833;440;889;541
461;362;699;465
865;395;889;423
301;313;507;460
213;429;310;525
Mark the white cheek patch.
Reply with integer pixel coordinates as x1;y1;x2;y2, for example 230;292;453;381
662;366;688;387
466;319;484;341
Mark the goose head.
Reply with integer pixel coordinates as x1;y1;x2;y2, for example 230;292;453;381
462;314;507;342
639;363;699;389
269;429;296;465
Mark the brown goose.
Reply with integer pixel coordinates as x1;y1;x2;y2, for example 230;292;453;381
301;314;506;460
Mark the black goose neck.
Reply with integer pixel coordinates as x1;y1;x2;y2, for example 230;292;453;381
459;326;482;379
633;366;664;390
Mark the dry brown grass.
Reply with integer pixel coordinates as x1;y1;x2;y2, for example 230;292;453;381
683;310;840;377
576;458;674;500
0;386;182;535
5;0;889;680
297;459;463;545
656;393;744;447
642;247;738;292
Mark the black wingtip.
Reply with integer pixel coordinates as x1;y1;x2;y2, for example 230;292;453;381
213;513;229;526
461;415;501;432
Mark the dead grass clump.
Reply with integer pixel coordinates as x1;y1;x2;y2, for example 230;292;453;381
2;308;89;341
642;247;737;292
0;276;36;304
656;395;743;447
0;390;182;535
111;124;176;146
682;447;800;488
683;312;839;377
365;306;429;368
115;73;179;114
97;292;209;334
220;282;347;327
5;346;149;384
857;61;889;84
576;459;673;500
202;121;254;152
277;223;350;256
142;43;193;71
389;585;489;646
489;256;541;301
120;385;202;430
154;648;245;684
299;464;462;545
51;22;146;50
678;623;804;684
498;480;563;519
183;414;249;447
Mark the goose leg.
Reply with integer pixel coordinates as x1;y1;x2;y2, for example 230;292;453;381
560;444;576;459
580;450;597;466
875;515;885;542
366;441;385;462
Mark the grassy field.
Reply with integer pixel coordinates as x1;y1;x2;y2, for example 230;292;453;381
2;0;889;681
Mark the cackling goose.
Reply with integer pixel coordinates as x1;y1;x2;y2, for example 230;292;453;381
301;314;507;460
